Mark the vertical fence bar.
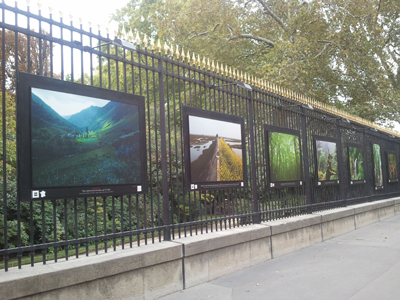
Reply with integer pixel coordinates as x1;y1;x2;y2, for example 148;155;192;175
336;119;346;205
247;89;260;223
158;56;171;240
301;107;312;213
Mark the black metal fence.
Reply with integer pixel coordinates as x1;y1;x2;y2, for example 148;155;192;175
1;1;399;271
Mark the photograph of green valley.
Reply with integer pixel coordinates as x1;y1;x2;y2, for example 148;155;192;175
188;115;243;183
30;88;142;188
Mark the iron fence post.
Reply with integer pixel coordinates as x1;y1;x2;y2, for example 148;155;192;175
248;90;260;223
336;119;346;206
300;107;312;213
158;57;171;240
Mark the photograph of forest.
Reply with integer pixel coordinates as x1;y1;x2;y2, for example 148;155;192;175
372;144;383;188
388;153;398;182
268;131;301;182
348;146;365;181
30;88;142;188
188;115;243;183
316;140;338;182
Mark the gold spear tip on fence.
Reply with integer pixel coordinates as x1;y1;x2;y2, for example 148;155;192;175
157;39;161;53
120;24;125;39
202;56;206;69
128;29;134;42
197;54;201;67
207;58;210;70
150;38;155;50
181;48;185;61
143;34;148;48
169;43;173;57
136;31;141;45
175;45;179;59
216;62;219;73
192;52;196;65
212;60;215;72
164;42;168;55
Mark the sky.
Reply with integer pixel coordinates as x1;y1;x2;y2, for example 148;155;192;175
32;87;109;116
189;116;242;140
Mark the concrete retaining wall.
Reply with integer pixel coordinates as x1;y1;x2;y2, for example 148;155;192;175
1;197;400;300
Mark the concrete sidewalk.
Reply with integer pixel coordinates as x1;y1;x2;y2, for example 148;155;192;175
159;213;400;300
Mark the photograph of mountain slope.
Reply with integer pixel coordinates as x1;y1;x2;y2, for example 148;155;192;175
30;87;142;188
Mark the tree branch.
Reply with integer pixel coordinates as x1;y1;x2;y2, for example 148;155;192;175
254;0;286;29
227;33;275;47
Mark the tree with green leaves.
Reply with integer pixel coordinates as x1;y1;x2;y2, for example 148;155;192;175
112;0;400;126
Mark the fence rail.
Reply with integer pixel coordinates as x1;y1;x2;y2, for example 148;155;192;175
1;1;399;272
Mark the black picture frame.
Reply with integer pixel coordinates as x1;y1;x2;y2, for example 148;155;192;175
314;135;340;186
347;143;366;185
265;125;303;188
371;142;384;190
387;150;398;183
182;105;247;191
17;72;148;201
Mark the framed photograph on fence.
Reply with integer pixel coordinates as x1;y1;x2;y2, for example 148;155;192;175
347;143;366;185
387;151;398;183
314;136;339;186
17;72;148;201
265;125;302;188
182;106;247;191
372;143;384;190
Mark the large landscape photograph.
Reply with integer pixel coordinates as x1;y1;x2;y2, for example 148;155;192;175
268;131;301;182
31;88;142;188
316;140;338;182
188;115;243;183
388;152;398;182
348;146;365;181
372;144;383;187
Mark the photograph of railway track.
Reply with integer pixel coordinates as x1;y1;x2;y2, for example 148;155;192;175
188;115;243;183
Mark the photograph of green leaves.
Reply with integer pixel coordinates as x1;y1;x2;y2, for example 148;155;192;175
268;131;301;183
349;146;365;182
372;144;383;188
316;140;338;182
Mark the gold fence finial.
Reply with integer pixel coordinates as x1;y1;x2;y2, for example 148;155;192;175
216;62;220;73
143;34;148;48
181;47;185;61
187;50;190;62
202;56;206;69
164;42;168;56
150;38;155;50
197;54;201;67
192;52;196;65
128;29;134;42
169;44;174;57
121;24;126;40
157;39;161;53
212;60;215;72
136;31;141;45
207;58;210;70
175;45;179;59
